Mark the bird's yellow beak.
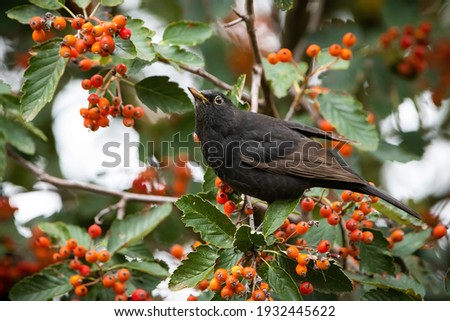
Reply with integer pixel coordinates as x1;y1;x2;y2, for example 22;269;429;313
188;87;208;105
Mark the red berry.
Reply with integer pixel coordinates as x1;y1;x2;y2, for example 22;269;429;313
391;229;404;242
301;197;315;211
117;268;131;282
317;239;330;253
319;205;331;218
267;52;278;64
285;223;297;236
216;191;228;204
345;218;358;231
119;28;132;40
341;190;353;202
296;221;309;234
432;224;447;239
362;231;374;244
223;200;236;215
328;44;342;57
81;79;91;90
71;17;85;30
400;36;413;49
131;289;148;301
88;93;99;105
123;117;135;127
30;16;44;30
99;35;115;53
349;229;363;242
90;74;104;88
115;63;127;75
88;224;102;238
327;213;340;225
79;265;91;276
299;282;313;296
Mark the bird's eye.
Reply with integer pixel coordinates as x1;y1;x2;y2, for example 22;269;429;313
214;96;223;105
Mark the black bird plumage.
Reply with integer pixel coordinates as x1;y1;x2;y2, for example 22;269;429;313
189;87;420;219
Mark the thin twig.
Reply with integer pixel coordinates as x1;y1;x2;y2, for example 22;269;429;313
224;17;244;28
250;65;262;113
7;148;178;205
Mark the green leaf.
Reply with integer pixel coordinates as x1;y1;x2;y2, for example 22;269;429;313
6;5;57;24
360;229;395;275
317;92;379;151
154;43;204;67
371;140;420;163
372;201;425;228
135;76;192;113
268;265;302;300
0;80;11;94
202;166;217;192
29;0;63;10
391;229;430;257
302;218;337;246
119;242;154;261
20;40;67;121
362;288;414;301
0;117;35;154
262;197;300;237
317;50;350;70
176;194;236;248
169;245;219;291
64;224;91;248
73;0;90;9
9;263;72;300
114;36;137;59
445;269;450;294
107;203;172;254
226;74;249;110
233;225;266;252
38;222;90;247
0;133;6;180
350;273;425;299
274;0;294;11
109;261;169;278
163;21;212;46
101;0;123;6
263;60;302;98
215;248;243;270
127;18;156;62
381;0;420;27
128;271;165;294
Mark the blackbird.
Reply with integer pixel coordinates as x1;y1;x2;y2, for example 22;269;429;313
188;87;420;219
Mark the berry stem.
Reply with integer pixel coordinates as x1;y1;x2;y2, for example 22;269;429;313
89;3;102;19
60;4;77;19
82;7;88;20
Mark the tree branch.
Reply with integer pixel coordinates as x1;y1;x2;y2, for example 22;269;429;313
7;148;179;204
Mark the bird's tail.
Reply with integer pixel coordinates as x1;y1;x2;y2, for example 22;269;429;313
355;184;421;219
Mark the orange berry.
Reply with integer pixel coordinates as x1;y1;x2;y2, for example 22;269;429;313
319;205;332;218
63;34;76;47
32;29;46;42
306;44;321;57
115;294;128;301
348;243;360;256
117;268;131;282
209;277;222;291
52;252;61;261
243;266;256;279
252;289;265;301
391;229;404;242
30;16;44;30
112;15;127;29
319;119;334;131
301;197;315;211
367;112;375;124
103;22;117;35
267;52;278;64
170;244;184;259
92;25;104;37
362;231;374;244
196;279;209;291
340;48;352;60
102;275;116;288
349;229;363;242
214;268;228;282
359;202;372;215
85;250;98;263
317;239;330;253
259;282;269;292
69;274;83;287
59;45;71;58
352;210;365;221
113;282;126;294
74;39;88;54
331;201;343;213
59;246;71;259
297;253;310;265
286;246;299;259
66;238;78;250
97;249;111;263
342;32;357;47
386;237;394;249
37;236;51;248
328;44;342;57
79;58;93;71
345;218;358;231
71;17;85;30
327;213;340;225
123;117;135;127
338;247;348;259
220;285;234;300
234;283;246;296
351;192;364;202
361;220;374;229
432;224;447;239
187;294;198;301
53;17;66;30
223;200;236;215
339;143;353;157
70;259;81;270
295;264;307;276
81;22;93;33
341;190;353;202
225;275;239;289
285;223;297;236
296;221;309;234
73;245;86;258
75;285;88;297
231;265;243;278
277;48;292;62
99;34;115;53
315;258;330;270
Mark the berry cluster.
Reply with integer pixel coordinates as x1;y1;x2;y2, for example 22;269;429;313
379;23;431;78
267;48;293;64
36;223;149;300
306;32;357;60
214;177;239;216
425;39;450;106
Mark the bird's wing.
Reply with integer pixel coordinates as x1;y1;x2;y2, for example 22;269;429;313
285;120;355;143
239;137;364;184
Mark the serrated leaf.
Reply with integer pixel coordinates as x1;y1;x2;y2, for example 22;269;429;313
317;50;350;70
445;269;450;294
128;270;165;294
360;229;395;275
262;197;300;237
233;225;266;252
215;248;243;270
302;218;337;246
268;265;302;300
107;203;172;254
109;261;169;278
0;133;6;180
114;36;137;59
155;43;204;67
263;60;302;98
202;166;217;192
135;76;192;113
176;194;236;248
73;0;90;9
127;18;156;62
391;229;429;257
372;201;425;228
169;245;219;291
64;224;91;248
274;0;294;11
317;92;379;151
6;5;57;24
9;263;72;300
163;21;212;46
119;242;154;260
29;0;63;10
101;0;124;6
20;40;67;121
0;117;35;154
362;288;414;301
350;273;425;299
